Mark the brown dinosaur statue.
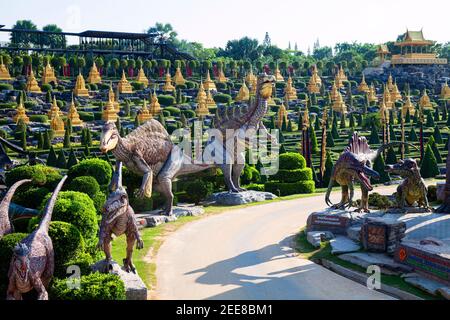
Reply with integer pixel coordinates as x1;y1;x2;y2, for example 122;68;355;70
436;137;450;213
0;179;32;238
325;132;416;212
6;175;67;300
100;73;276;215
97;162;144;273
385;158;430;211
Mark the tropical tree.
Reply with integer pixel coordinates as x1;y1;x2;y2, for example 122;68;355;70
10;20;38;47
42;24;66;48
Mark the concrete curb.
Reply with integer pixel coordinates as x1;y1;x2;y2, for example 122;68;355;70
320;259;423;300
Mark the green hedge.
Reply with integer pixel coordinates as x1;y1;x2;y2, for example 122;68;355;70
158;95;176;106
264;180;315;196
37;191;98;243
0;83;13;91
275;168;312;183
78;111;95;122
279;152;306;170
67;176;100;195
6;164;62;189
50;273;126;300
213;93;232;104
29;114;49;123
164;106;181;116
68;158;112;185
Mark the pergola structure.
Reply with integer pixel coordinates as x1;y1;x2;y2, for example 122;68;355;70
0;25;194;60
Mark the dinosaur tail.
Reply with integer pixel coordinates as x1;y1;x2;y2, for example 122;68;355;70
325;168;336;207
0;179;32;225
38;175;67;232
375;141;419;160
0;136;27;155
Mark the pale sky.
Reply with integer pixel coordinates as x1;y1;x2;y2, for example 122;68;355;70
0;0;448;52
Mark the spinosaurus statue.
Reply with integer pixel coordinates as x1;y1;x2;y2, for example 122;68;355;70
7;175;67;300
97;162;144;273
0;179;32;238
100;73;276;215
385;159;430;211
325;132;416;212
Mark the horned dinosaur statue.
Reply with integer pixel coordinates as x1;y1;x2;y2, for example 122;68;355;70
7;175;67;300
0;179;32;238
385;159;430;211
325;132;416;212
100;73;276;215
97;162;144;273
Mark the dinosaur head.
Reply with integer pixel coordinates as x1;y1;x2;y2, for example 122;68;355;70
103;188;129;224
257;73;276;99
12;243;30;281
340;152;380;191
385;158;418;177
100;121;119;153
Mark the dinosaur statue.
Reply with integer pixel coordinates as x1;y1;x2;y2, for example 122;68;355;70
385;159;430;211
212;73;276;192
97;162;144;273
436;137;450;213
6;175;67;300
0;136;45;168
100;73;276;215
0;179;32;238
325;132;417;212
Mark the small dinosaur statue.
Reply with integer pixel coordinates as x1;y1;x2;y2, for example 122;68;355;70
385;159;430;211
6;175;67;300
325;132;416;212
97;162;144;273
0;179;32;238
99;73;277;215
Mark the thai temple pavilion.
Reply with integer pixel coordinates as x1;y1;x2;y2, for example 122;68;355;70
391;29;447;65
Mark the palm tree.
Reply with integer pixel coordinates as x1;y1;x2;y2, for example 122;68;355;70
10;20;38;47
110;58;119;78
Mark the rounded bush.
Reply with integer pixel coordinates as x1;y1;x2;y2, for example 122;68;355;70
264;180;315;196
60;252;93;278
182;109;196;118
185;179;213;204
39;191;98;243
92;191;107;213
185;80;197;89
367;192;393;209
279;152;306;170
158;95;176;106
29;114;49;123
0;83;13;91
78;111;95;122
276;168;312;183
240;165;260;185
13;186;50;209
67;176;100;195
48;221;85;271
41;83;52;92
50;273;126;300
213;93;232;104
131;81;144;91
6;164;62;188
68;158;112;186
164;106;181;116
245;183;265;192
175;84;187;90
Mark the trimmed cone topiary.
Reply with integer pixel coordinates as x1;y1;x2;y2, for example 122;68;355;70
420;144;440;178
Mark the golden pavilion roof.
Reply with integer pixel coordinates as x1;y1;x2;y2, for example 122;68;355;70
217;67;227;83
235;79;250;102
136;67;149;87
13;100;29;124
203;70;216;91
395;29;434;46
286;76;298;98
206;89;216;107
383;85;394;109
277;103;288;128
102;85;119;122
369;84;378;102
26;69;41;93
173;67;186;86
50;108;65;136
48;96;63;119
41;61;57;85
149;89;162;115
273;64;284;82
74;72;89;97
195;83;210;117
311;65;322;87
67;95;83;126
245;67;257;84
390;83;402;101
332;91;347;114
334;73;344;89
307;75;320;94
330;82;339;100
0;56;11;80
162;70;176;92
138;99;152;123
87;62;101;84
419;89;433;109
338;66;347;81
402;95;415;116
441;81;450;100
357;75;370;93
118;70;133;94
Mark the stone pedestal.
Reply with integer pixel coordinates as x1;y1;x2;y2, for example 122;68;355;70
306;209;357;235
136;206;204;227
361;217;406;254
91;260;147;300
206;191;277;206
394;238;450;285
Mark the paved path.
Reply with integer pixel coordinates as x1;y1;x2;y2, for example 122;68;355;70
156;185;404;300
